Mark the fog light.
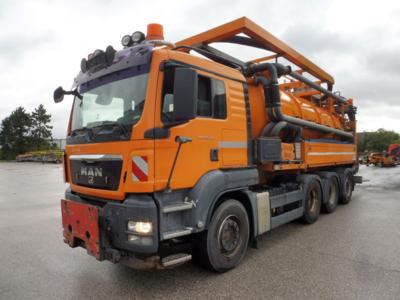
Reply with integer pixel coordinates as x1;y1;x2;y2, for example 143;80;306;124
127;221;152;234
127;234;153;246
128;234;139;242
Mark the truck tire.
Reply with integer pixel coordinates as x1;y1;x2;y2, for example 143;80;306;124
300;176;322;224
339;169;354;204
195;199;249;273
319;173;339;214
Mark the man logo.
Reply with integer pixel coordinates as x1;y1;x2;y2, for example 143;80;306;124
80;167;103;177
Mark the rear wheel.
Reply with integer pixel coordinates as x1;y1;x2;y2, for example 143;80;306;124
340;169;354;204
301;177;322;224
322;175;339;213
195;199;249;273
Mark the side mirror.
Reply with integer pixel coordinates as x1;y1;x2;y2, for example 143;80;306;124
53;86;65;103
172;68;197;122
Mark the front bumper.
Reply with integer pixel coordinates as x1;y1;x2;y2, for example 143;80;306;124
62;190;159;262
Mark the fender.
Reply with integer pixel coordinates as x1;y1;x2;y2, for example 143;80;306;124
296;174;323;203
185;168;259;231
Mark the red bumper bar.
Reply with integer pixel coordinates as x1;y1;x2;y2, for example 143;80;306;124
61;199;101;260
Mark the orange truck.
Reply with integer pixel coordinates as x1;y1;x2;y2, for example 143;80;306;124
54;18;361;272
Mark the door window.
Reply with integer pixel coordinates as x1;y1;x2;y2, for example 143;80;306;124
161;67;227;122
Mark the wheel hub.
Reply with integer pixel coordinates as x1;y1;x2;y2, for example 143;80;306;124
345;178;352;198
219;216;240;253
329;182;337;204
308;189;318;213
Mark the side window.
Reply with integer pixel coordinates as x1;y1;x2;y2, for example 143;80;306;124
197;75;212;117
161;67;175;122
213;79;227;119
161;66;227;122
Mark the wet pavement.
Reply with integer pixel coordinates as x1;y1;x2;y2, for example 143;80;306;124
0;162;399;299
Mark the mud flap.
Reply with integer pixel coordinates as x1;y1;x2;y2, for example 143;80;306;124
354;175;363;184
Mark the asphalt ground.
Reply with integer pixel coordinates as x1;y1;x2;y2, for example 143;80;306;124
0;162;400;299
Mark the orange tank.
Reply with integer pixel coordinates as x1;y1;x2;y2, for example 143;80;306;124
248;86;346;140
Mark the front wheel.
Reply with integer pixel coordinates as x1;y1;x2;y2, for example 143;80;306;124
195;200;249;273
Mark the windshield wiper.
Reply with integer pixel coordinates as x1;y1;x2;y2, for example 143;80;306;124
71;126;94;138
90;121;129;136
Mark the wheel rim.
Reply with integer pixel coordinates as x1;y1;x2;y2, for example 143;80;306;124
307;189;318;213
328;181;337;205
218;215;241;257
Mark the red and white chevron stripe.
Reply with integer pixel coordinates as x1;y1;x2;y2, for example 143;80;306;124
132;156;148;182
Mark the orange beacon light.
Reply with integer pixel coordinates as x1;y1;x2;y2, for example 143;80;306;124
146;23;164;40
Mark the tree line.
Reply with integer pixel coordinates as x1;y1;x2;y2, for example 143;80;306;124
358;129;400;153
0;106;398;159
0;105;54;160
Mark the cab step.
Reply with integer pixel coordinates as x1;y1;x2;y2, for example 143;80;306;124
161;253;192;268
162;228;193;240
162;202;194;213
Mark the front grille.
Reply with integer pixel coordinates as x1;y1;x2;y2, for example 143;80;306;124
70;157;123;191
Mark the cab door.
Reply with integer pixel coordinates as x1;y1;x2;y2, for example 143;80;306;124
153;65;232;191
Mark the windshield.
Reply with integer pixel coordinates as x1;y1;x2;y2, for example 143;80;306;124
71;69;149;132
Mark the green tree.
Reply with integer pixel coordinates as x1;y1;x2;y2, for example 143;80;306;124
359;129;400;153
0;107;33;159
31;104;53;150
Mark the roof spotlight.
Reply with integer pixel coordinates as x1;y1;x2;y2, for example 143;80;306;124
93;49;103;56
121;34;133;47
131;31;145;44
105;45;116;65
80;58;88;73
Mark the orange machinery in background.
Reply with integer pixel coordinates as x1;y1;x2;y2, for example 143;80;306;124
54;17;361;272
388;144;400;162
365;152;396;167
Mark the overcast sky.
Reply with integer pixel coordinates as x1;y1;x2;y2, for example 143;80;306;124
0;0;399;138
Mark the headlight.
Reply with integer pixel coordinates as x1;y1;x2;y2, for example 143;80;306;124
127;221;152;234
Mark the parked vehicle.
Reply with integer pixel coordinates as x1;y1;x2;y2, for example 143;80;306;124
365;152;396;167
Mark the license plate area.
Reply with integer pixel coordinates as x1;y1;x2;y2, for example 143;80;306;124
61;199;102;260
